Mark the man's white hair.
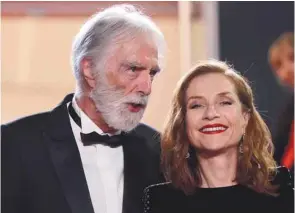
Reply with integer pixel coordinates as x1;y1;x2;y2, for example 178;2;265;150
71;4;166;93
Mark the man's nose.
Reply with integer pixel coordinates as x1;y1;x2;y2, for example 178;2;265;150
136;71;152;96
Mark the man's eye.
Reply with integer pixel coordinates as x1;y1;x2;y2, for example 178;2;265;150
130;66;137;72
150;69;159;77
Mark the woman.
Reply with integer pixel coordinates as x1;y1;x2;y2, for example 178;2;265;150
143;60;293;213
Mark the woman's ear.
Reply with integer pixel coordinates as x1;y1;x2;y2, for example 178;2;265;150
242;111;250;131
81;58;96;89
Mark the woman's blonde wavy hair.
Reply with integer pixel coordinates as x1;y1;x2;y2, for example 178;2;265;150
161;60;278;196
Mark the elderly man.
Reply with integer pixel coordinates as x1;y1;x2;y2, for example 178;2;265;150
2;4;166;213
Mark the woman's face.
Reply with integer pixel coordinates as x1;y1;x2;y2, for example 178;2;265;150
185;73;249;155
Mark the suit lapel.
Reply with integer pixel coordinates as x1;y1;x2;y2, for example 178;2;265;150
43;94;94;213
122;133;153;213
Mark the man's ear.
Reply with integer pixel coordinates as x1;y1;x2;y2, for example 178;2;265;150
81;58;96;88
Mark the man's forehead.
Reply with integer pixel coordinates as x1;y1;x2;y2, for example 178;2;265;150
122;45;158;55
109;37;164;68
125;54;158;63
119;46;159;68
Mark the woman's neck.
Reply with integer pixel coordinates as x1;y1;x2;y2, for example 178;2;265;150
197;149;238;188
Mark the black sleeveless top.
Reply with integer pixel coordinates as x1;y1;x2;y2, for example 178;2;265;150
143;167;294;213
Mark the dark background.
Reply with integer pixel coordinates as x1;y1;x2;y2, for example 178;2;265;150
219;1;294;138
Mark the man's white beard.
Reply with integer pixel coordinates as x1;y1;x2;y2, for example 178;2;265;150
89;76;148;132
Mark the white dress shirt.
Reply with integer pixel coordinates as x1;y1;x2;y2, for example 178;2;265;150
67;98;124;213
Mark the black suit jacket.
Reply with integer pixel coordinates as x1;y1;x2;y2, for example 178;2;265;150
1;94;164;213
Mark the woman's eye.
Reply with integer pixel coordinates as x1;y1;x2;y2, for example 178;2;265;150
190;104;202;109
220;101;232;106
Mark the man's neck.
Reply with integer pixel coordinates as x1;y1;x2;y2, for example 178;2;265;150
197;148;238;188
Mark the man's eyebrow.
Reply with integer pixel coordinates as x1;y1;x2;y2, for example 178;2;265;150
124;61;144;67
123;61;161;72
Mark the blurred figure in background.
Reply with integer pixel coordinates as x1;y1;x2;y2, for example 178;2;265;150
2;4;166;213
268;32;294;182
269;32;294;87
